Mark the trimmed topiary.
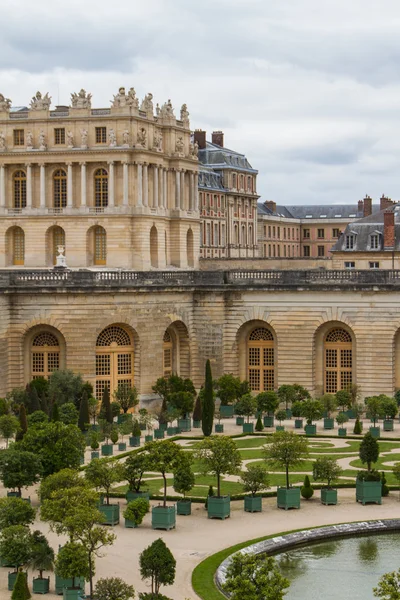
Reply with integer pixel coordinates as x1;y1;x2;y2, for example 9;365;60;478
301;474;314;500
11;569;31;600
354;418;363;435
255;415;264;432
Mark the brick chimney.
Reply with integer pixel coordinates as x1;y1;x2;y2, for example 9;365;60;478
193;130;206;150
363;195;372;217
264;200;277;213
211;131;224;147
384;210;395;249
380;195;394;211
358;200;363;214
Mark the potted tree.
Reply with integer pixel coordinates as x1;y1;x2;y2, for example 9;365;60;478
0;414;20;448
292;401;303;429
85;459;124;525
117;420;131;451
336;412;349;437
381;396;398;432
240;464;270;512
300;399;323;435
313;457;343;505
166;409;180;436
169;391;195;432
89;431;100;459
55;542;89;600
215;374;240;418
336;389;352;418
235;393;256;433
123;497;150;528
123;453;150;502
214;410;224;433
192;392;202;428
88;397;99;431
99;421;113;457
194;435;242;519
0;449;42;499
256;391;279;427
30;530;55;594
366;396;382;438
110;425;119;448
275;409;287;431
0;525;33;591
138;408;149;431
173;455;195;515
357;431;382;505
321;394;336;430
129;420;141;447
264;431;309;510
113;384;138;423
145;416;155;443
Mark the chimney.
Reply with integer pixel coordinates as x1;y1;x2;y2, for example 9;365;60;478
384;209;395;249
363;195;372;217
211;131;224;147
264;200;277;213
194;129;206;150
380;194;394;211
358;200;363;214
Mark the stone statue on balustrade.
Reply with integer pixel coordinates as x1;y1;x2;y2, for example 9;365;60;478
153;129;163;152
0;131;5;151
55;245;67;269
26;131;33;149
140;93;154;116
39;130;47;151
112;86;139;109
180;103;190;126
122;129;130;147
109;128;117;147
175;136;184;156
67;131;74;148
136;127;147;148
71;89;92;109
159;99;176;125
80;129;88;149
30;91;51;111
0;94;11;112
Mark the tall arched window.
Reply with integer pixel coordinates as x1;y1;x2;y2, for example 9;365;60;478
163;331;173;377
53;169;67;208
13;171;26;209
247;327;275;392
13;227;25;265
324;328;352;393
95;325;134;399
94;226;107;265
52;226;65;265
31;332;60;379
94;168;108;208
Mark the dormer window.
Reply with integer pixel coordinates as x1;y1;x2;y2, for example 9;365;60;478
370;233;380;250
346;234;356;249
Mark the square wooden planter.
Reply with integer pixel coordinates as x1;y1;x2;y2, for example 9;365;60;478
384;419;394;431
6;491;21;498
220;405;234;418
243;423;254;434
277;487;301;510
263;416;274;427
101;444;113;456
8;571;18;591
236;416;244;426
178;418;191;432
321;488;338;505
124;518;138;528
33;577;50;594
305;424;317;436
63;589;85;600
356;480;382;505
324;418;334;430
55;575;85;595
338;428;347;437
126;490;150;502
154;429;165;439
294;419;303;429
167;427;177;436
144;434;153;443
98;503;120;525
207;496;230;519
244;496;262;512
369;426;380;439
192;420;201;428
275;425;285;431
118;442;127;451
177;499;192;515
215;424;224;433
152;505;176;530
129;436;141;447
91;451;100;459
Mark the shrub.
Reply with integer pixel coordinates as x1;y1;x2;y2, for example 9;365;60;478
255;415;264;431
381;471;389;497
301;474;314;500
132;420;142;437
204;485;214;509
110;427;119;445
90;431;99;451
94;578;135;600
139;538;176;596
240;464;270;497
336;412;348;427
201;360;214;437
291;401;303;418
123;498;150;525
354;418;363;435
11;569;31;600
357;469;381;482
359;431;379;472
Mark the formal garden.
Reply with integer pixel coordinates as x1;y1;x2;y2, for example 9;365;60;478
0;364;400;599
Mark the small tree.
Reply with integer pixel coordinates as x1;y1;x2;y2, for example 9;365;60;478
381;397;398;420
222;552;290;600
202;360;214;437
110;401;121;419
373;569;400;599
291;401;302;418
90;431;99;451
27;411;48;428
215;374;241;406
0;413;19;447
123;453;149;494
256;391;279;415
48;369;85;407
139;538;176;596
110;426;119;445
264;431;309;489
0;449;42;495
113;384;139;414
173;455;195;498
354;417;363;435
366;396;383;426
300;399;324;425
275;409;287;425
78;391;90;432
169;391;195;419
132;420;142;438
29;531;54;579
119;419;132;443
277;385;297;411
85;458;124;505
100;388;113;424
320;394;337;418
88;397;99;425
11;569;31;600
240;464;270;497
38;468;87;503
301;474;314;499
123;498;150;526
0;497;36;529
194;436;242;497
235;394;256;423
145;440;183;507
336;389;351;413
0;525;33;571
336;412;349;427
313;457;343;488
359;431;379;472
95;578;135;600
55;542;90;590
59;402;79;426
255;414;264;431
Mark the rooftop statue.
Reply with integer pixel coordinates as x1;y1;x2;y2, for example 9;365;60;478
0;94;11;112
140;93;154;115
30;91;51;110
71;89;92;109
112;86;139;109
180;103;190;125
160;99;174;118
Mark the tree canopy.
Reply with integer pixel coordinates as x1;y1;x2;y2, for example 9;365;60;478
264;431;309;488
194;435;242;497
139;538;176;596
222;552;290;600
0;449;42;494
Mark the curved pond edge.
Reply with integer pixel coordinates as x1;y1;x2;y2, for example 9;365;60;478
215;519;400;595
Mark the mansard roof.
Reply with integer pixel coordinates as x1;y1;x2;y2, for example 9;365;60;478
198;141;257;173
331;204;400;252
258;203;379;219
198;166;226;191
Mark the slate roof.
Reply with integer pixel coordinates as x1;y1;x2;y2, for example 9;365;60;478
257;203;379;219
331;204;400;252
198;166;225;192
198;141;257;173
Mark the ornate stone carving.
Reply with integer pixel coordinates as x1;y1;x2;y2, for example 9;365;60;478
0;131;5;151
122;129;130;147
160;99;174;118
153;129;163;152
39;130;47;151
71;89;92;109
80;129;88;149
180;103;190;126
112;86;139;109
136;127;147;148
190;141;199;159
67;130;74;148
26;131;33;149
140;93;154;115
175;135;184;156
55;245;67;268
156;103;161;116
0;94;11;112
30;91;51;110
109;128;116;147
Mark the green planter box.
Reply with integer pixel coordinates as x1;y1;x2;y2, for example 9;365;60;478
178;418;191;432
220;405;234;418
159;422;168;431
324;418;334;430
91;424;100;432
384;419;394;431
192;419;201;428
98;503;120;525
139;423;147;431
305;424;317;436
8;571;18;591
215;424;224;433
356;479;382;505
207;496;230;519
124;518;137;528
167;427;176;436
154;429;165;439
321;488;338;505
117;414;130;424
346;409;356;419
294;418;303;429
338;428;347;437
285;408;292;419
55;575;85;595
6;491;21;498
369;426;380;439
33;577;50;594
277;487;301;510
236;416;244;426
118;442;127;451
101;443;113;456
243;423;254;434
152;505;176;530
177;499;192;515
129;436;141;447
144;434;153;443
275;425;285;431
244;495;262;513
126;490;150;502
91;451;100;459
263;416;274;427
63;590;84;600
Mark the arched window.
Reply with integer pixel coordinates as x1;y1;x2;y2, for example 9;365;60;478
324;328;352;393
13;227;25;265
94;168;108;208
31;332;60;379
163;331;173;377
95;325;134;399
13;171;26;209
52;227;65;266
53;169;67;208
248;327;275;392
94;226;106;265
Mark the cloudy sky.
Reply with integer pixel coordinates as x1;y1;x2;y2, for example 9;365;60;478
2;0;400;205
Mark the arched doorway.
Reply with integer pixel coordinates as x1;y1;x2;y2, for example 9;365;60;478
324;328;352;393
95;325;134;399
162;322;190;379
150;226;158;268
247;327;275;392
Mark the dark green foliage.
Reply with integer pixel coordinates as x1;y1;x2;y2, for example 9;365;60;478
235;394;256;422
51;402;60;422
78;391;90;432
255;414;264;431
38;468;87;503
11;569;31;600
300;399;323;424
55;542;90;587
357;469;381;482
124;453;149;493
240;464;270;496
275;409;287;425
291;401;303;418
29;531;55;578
29;377;49;401
40;394;49;416
27;385;41;413
132;420;142;438
152;375;196;406
27;411;48;427
0;397;9;416
365;395;384;426
336;412;348;426
204;485;214;508
359;432;379;472
145;440;184;506
264;431;309;489
192;392;202;422
139;594;173;600
110;401;121;418
301;474;314;499
0;497;36;529
168;391;195;418
100;388;113;424
48;370;85;408
0;449;42;494
173;455;195;497
94;578;135;600
139;538;176;596
16;404;28;442
214;374;241;406
123;498;149;525
256;391;279;414
380;396;398;420
222;552;290;600
110;426;119;444
59;402;79;426
354;417;363;434
277;384;310;410
194;436;242;497
0;525;34;569
158;396;168;426
85;458;124;505
381;471;389;497
395;389;400;407
113;384;139;414
202;360;214;437
336;389;351;412
0;414;19;447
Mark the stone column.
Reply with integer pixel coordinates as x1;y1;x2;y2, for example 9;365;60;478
143;164;148;207
194;173;199;211
80;163;86;207
163;169;168;208
40;164;46;208
67;162;73;208
0;166;5;208
153;165;159;208
175;170;180;209
137;163;143;206
108;162;115;207
180;170;185;210
190;172;194;211
123;162;129;206
26;164;32;208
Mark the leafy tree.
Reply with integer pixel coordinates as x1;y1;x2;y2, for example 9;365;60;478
193;393;202;422
90;431;99;451
19;421;85;477
0;525;33;570
152;375;195;407
320;394;337;417
359;431;379;472
11;569;31;600
110;401;122;419
373;569;400;599
214;374;241;406
38;468;88;503
354;417;363;435
0;497;36;529
88;397;99;425
312;457;343;488
173;455;195;498
100;388;113;424
59;402;79;426
301;474;314;499
94;578;136;600
0;449;42;495
202;360;214;437
30;376;49;400
110;426;119;444
16;404;28;442
139;538;176;596
118;419;132;443
336;412;349;427
27;411;49;427
48;369;85;407
277;384;297;410
123;498;150;525
300;399;324;425
85;458;124;505
264;431;309;489
222;552;290;600
194;436;242;497
6;388;28;415
55;542;90;589
256;391;279;415
381;397;398;420
113;384;139;414
366;396;383;426
168;391;195;418
40;394;49;417
78;391;90;432
132;420;142;438
0;397;10;416
275;409;287;425
0;413;19;447
336;389;351;413
235;394;256;422
255;414;264;431
291;401;303;418
145;440;183;507
123;453;149;493
240;464;270;497
29;531;54;579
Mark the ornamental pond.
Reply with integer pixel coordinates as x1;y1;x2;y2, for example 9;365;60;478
276;532;400;599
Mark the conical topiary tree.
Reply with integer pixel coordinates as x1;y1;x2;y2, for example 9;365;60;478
29;386;41;413
78;391;90;432
16;405;28;442
301;474;314;499
255;414;264;431
11;568;31;600
354;418;362;435
201;360;214;437
101;388;113;424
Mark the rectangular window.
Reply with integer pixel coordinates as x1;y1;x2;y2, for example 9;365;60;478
206;223;211;246
277;245;280;257
268;226;271;237
214;223;219;246
288;228;291;240
283;228;286;239
318;245;325;257
273;226;276;237
333;228;340;238
221;225;226;246
370;234;379;249
277;227;280;238
346;235;355;249
95;127;107;144
54;128;65;145
303;229;310;239
303;245;310;257
345;261;355;269
318;228;325;239
13;129;24;146
369;261;380;269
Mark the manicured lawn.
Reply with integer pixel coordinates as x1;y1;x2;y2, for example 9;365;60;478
349;453;400;472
